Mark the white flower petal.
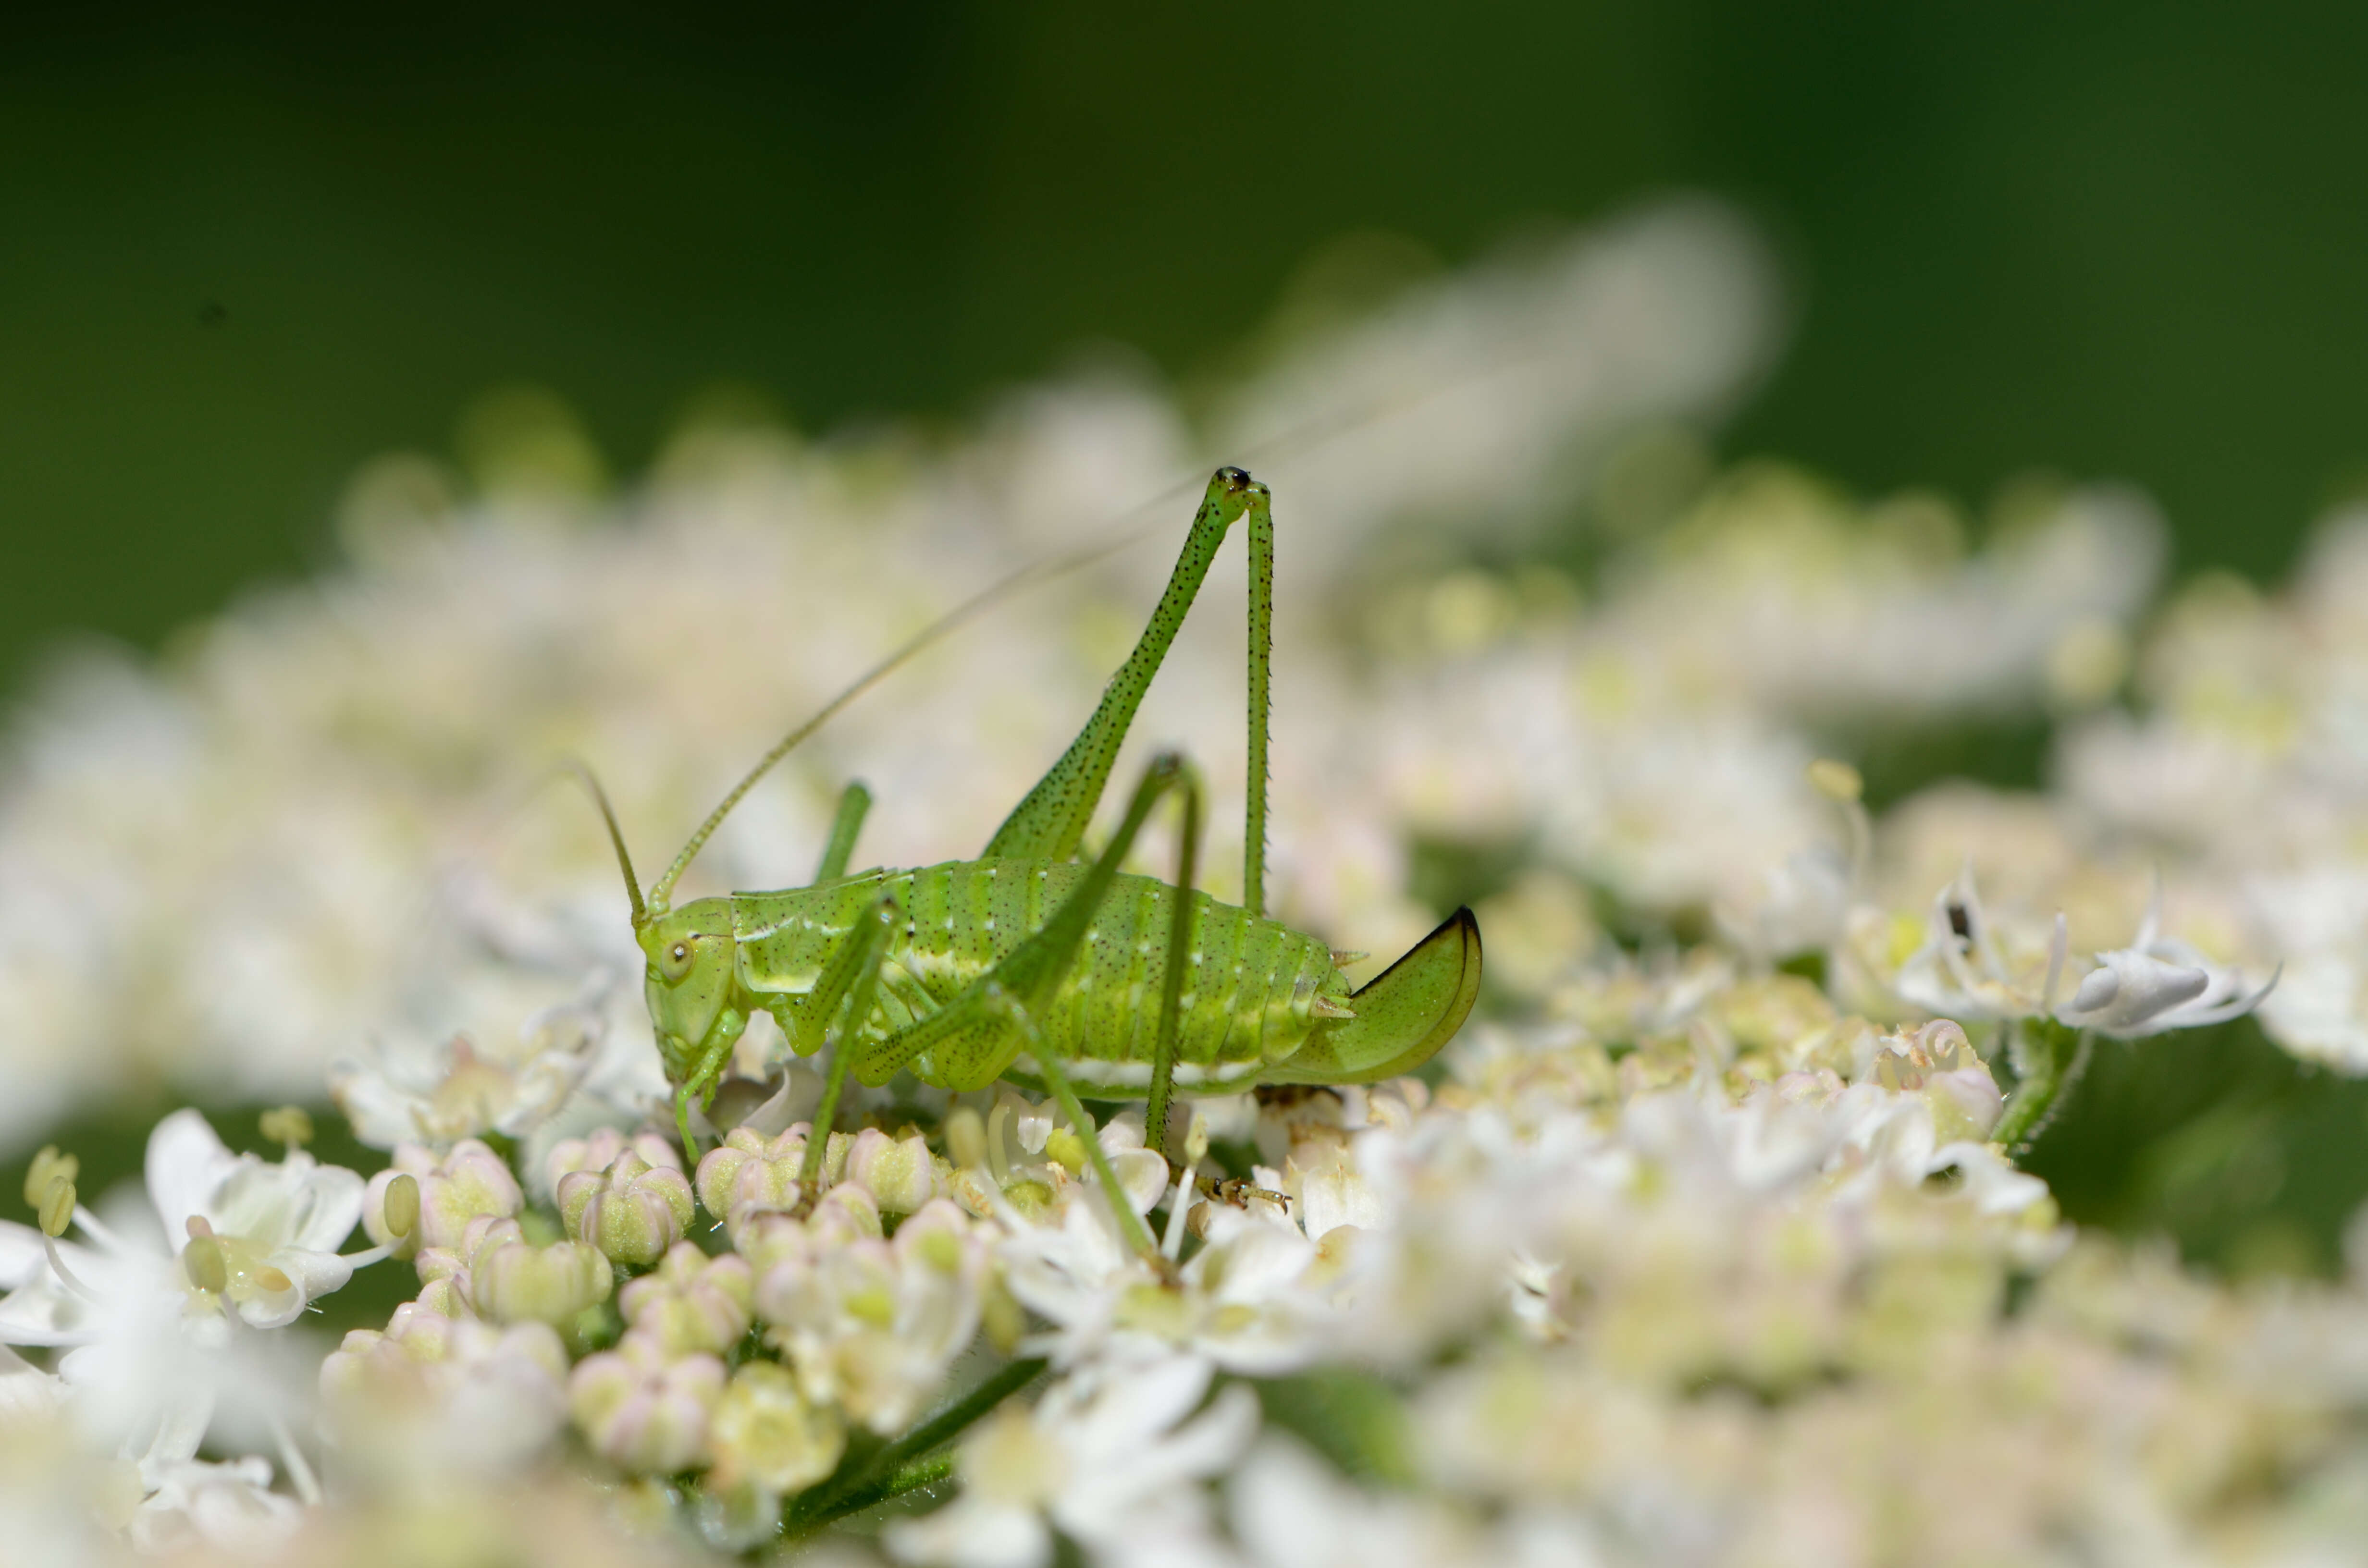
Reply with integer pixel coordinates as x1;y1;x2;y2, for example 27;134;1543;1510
145;1108;239;1239
886;1492;1050;1568
0;1222;50;1291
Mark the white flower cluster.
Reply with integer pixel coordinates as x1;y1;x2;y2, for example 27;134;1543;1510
14;978;2368;1565
2;194;2367;1564
2058;522;2368;1070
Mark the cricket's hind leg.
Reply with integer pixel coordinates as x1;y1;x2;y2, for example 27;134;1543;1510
1143;759;1203;1164
671;1008;749;1157
852;753;1210;1264
853;752;1204;1094
984;467;1273;925
989;987;1169;1268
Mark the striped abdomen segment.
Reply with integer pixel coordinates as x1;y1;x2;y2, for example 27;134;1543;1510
731;858;1344;1082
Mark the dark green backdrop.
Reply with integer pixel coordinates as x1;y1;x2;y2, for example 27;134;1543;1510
5;1;2363;680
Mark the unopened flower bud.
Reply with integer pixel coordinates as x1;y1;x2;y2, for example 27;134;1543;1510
569;1335;726;1474
844;1128;942;1216
547;1128;682;1196
694;1128;803;1225
707;1361;844;1494
24;1146;77;1211
893;1200;978;1277
456;1213;523;1268
563;1152;697;1267
619;1243;754;1356
474;1238;613;1325
808;1182;883;1244
424;1140;524;1248
416;1274;472;1320
368;1141;523;1257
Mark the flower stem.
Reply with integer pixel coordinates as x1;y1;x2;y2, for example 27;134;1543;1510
1994;1019;2089;1153
790;1452;957;1534
786;1356;1046;1530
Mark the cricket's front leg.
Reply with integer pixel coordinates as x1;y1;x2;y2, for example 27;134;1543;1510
670;1008;748;1157
796;894;900;1190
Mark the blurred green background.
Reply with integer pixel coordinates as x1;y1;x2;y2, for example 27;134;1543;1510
9;1;2368;686
9;2;2368;1283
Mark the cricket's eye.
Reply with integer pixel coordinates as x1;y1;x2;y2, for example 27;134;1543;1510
657;939;699;984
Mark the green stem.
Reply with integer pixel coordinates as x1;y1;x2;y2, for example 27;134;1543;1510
1994;1019;2088;1152
790;1453;957;1535
787;1356;1046;1528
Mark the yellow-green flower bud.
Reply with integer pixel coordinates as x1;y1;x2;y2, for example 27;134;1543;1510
618;1242;755;1356
416;1274;472;1320
474;1238;614;1325
562;1152;697;1267
693;1128;800;1225
366;1141;522;1260
844;1128;942;1216
568;1334;726;1474
808;1183;883;1244
693;1127;849;1232
546;1127;682;1195
707;1361;844;1495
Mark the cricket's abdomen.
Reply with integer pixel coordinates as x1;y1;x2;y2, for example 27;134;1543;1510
729;858;1345;1087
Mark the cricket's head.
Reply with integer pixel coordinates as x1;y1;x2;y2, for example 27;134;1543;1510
639;899;740;1065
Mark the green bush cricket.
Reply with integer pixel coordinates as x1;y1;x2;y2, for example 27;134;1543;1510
580;467;1480;1257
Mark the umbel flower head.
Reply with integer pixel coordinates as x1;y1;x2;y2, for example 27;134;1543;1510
10;202;2368;1568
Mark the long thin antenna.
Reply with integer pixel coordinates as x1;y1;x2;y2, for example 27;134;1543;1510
561;759;647;926
646;330;1564;908
646;515;1171;907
